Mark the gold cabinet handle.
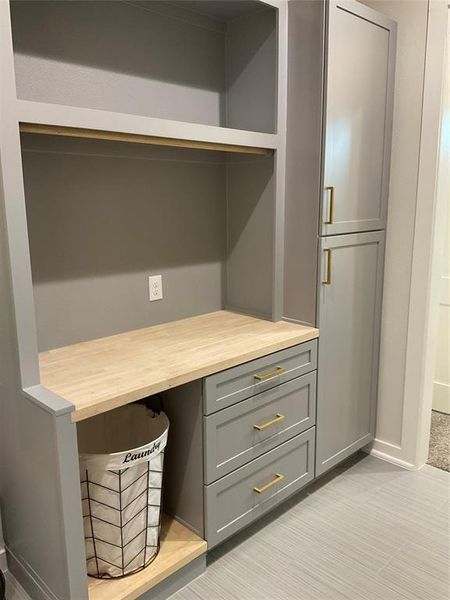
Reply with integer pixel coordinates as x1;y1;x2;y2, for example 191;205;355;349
253;413;286;431
324;186;335;224
322;249;332;285
254;366;285;382
253;473;285;494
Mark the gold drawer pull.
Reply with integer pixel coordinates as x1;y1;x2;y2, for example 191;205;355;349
253;473;285;494
254;366;285;382
322;249;332;285
324;185;335;224
253;414;286;431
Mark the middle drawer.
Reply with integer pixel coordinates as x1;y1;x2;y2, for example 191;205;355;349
204;371;316;484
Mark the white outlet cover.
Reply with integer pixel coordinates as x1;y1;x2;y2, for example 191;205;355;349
149;275;163;301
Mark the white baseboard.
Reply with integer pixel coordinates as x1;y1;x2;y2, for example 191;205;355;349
364;437;418;470
432;381;450;414
369;447;417;470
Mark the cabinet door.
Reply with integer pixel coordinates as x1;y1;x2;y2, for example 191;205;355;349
316;231;384;476
321;1;396;236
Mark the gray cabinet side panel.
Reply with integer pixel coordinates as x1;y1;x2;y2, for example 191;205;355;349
1;395;87;600
162;381;205;538
226;155;274;318
0;0;39;388
283;0;325;325
316;231;385;475
1;4;86;598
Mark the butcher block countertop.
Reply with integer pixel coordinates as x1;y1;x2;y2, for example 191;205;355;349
39;310;319;422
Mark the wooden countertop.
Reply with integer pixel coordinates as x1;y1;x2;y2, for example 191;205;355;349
39;310;319;422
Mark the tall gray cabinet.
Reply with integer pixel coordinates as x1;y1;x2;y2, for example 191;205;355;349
284;0;396;475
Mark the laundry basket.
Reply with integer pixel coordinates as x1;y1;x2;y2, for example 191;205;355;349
77;403;169;579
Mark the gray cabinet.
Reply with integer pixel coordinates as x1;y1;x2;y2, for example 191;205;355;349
316;231;385;476
321;0;396;236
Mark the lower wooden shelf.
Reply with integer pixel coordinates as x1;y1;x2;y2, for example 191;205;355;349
87;516;207;600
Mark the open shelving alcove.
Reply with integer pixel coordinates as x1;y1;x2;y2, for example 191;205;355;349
1;1;289;599
20;132;277;352
11;0;278;134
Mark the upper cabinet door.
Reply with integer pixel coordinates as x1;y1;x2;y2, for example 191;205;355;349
321;0;396;236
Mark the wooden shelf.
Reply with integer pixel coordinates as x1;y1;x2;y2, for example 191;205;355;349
88;516;206;600
19;123;273;156
17;100;278;156
39;311;319;422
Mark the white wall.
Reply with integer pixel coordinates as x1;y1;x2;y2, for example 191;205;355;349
360;0;448;468
432;20;450;414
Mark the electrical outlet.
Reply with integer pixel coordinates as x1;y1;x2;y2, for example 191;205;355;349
148;275;163;301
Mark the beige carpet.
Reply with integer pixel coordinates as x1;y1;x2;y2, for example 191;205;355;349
428;410;450;472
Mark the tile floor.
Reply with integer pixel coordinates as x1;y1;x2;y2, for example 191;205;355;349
4;454;449;600
171;453;450;600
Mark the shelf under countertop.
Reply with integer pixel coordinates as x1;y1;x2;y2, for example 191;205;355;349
88;515;207;600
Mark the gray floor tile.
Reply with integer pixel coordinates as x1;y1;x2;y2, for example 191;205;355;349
171;454;450;600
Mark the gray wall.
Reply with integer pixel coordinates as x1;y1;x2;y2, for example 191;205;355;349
22;135;227;351
11;0;226;126
226;6;277;133
22;135;275;351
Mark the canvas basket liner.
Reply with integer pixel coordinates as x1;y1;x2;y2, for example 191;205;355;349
78;405;169;578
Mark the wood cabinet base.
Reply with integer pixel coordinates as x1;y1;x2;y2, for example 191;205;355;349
88;516;206;600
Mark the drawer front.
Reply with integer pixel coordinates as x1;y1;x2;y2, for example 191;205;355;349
203;340;317;415
204;372;316;484
204;427;315;548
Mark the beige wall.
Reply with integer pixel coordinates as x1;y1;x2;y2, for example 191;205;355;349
360;0;448;466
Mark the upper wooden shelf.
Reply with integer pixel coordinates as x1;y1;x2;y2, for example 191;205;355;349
88;515;206;600
17;100;277;156
19;122;272;156
39;311;319;422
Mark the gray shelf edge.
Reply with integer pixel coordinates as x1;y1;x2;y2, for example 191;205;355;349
16;100;280;152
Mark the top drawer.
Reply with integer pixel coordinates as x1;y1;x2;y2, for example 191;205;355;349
203;340;317;415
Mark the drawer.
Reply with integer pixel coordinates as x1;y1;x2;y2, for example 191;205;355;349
204;371;316;484
204;427;315;548
203;340;317;415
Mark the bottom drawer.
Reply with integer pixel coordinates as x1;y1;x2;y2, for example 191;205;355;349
205;427;315;548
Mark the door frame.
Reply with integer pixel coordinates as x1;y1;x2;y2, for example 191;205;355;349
407;3;449;469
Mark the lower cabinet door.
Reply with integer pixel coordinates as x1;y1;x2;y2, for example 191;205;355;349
316;231;385;476
204;427;315;548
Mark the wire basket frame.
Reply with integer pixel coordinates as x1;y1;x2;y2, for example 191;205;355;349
81;450;165;579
